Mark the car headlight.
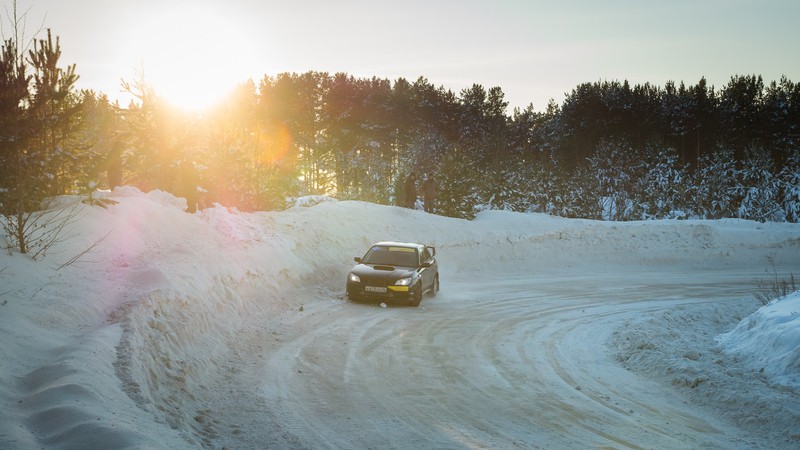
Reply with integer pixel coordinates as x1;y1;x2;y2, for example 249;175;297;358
394;278;412;286
349;273;361;283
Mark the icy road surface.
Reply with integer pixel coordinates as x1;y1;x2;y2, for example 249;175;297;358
205;267;777;449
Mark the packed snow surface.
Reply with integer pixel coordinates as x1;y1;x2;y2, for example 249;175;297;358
1;187;799;449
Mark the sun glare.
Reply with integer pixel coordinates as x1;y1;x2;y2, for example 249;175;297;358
132;8;257;112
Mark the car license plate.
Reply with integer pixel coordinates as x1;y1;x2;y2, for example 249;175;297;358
365;286;387;293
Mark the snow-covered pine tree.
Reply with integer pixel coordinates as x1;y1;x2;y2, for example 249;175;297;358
435;146;483;218
693;149;737;219
734;147;783;222
584;140;637;220
484;159;533;213
779;151;800;222
630;146;691;219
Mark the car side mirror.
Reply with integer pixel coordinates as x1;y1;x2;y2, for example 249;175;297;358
427;246;436;256
354;257;362;263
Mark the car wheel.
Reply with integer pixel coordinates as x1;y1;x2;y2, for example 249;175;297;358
409;284;422;307
430;275;439;297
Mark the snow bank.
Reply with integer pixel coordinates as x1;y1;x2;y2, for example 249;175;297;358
0;188;190;449
611;295;800;444
718;292;800;389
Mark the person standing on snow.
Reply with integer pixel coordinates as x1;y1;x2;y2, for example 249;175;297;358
394;174;405;207
180;160;199;213
404;172;417;208
423;172;436;213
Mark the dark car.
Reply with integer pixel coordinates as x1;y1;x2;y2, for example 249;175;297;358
346;241;439;306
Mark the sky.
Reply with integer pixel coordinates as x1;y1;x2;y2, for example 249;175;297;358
3;0;799;111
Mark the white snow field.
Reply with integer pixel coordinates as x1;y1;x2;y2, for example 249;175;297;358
1;187;799;449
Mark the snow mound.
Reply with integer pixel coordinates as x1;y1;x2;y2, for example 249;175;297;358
610;299;800;445
290;195;338;208
718;291;800;389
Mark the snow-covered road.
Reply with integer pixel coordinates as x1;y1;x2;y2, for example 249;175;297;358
205;267;780;449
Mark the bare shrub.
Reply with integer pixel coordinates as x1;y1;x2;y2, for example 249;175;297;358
1;196;82;260
754;254;798;306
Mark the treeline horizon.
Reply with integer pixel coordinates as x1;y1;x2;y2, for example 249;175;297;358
2;28;800;238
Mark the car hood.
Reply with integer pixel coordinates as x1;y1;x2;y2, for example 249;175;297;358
350;263;416;280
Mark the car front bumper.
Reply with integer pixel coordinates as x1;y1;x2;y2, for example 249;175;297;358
346;282;414;301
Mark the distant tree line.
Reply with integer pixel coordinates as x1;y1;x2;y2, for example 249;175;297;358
2;27;800;254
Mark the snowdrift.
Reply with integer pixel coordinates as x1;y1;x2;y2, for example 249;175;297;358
718;291;800;389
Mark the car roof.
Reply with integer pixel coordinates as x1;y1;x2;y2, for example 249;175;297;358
371;241;424;251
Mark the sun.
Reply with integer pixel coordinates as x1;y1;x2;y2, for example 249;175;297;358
132;8;258;112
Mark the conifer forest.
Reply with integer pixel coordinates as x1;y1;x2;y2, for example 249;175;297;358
2;29;799;224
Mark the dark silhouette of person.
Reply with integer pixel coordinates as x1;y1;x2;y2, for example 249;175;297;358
394;174;405;207
404;172;417;208
106;139;124;189
180;160;199;213
423;172;436;213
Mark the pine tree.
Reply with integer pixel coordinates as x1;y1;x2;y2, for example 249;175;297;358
436;147;482;218
584;140;638;220
0;37;30;205
27;29;84;196
630;146;690;219
693;149;737;219
779;151;800;222
763;77;800;166
0;26;85;257
719;75;765;160
77;91;121;200
734;147;782;222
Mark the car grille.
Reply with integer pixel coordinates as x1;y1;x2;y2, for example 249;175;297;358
360;276;390;287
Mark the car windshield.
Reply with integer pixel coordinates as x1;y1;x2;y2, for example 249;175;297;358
362;245;418;267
